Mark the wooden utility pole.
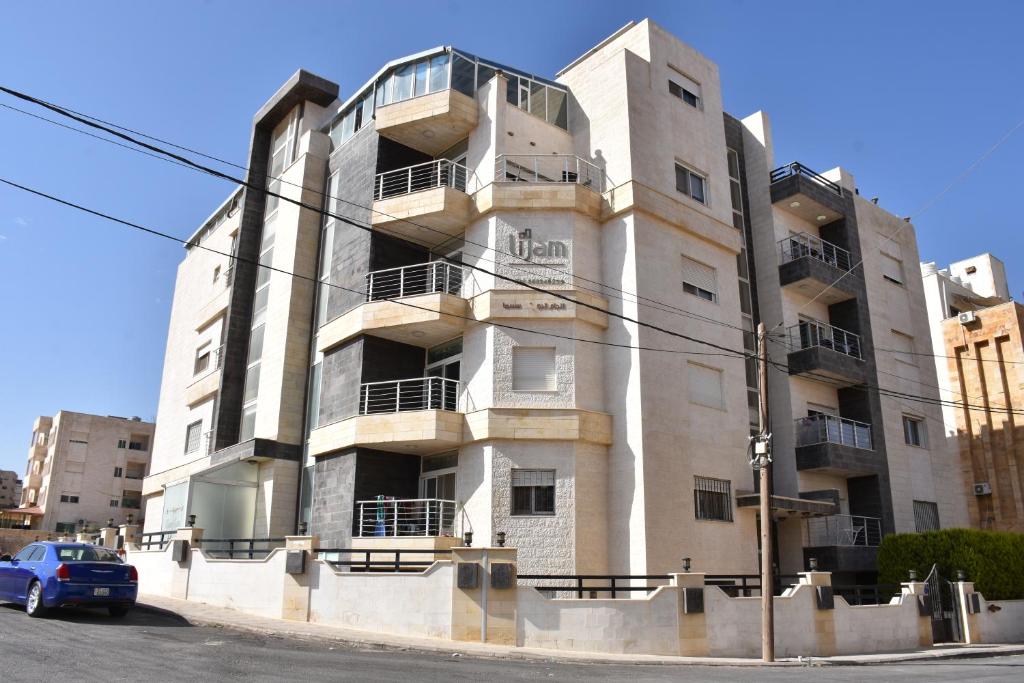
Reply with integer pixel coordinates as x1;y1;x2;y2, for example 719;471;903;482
757;322;775;662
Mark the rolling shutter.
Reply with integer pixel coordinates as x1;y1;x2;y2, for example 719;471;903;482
512;347;557;391
681;256;718;298
688;362;723;409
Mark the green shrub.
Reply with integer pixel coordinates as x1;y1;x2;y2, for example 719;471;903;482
877;528;1024;600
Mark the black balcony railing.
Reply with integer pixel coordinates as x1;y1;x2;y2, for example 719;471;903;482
770;162;842;197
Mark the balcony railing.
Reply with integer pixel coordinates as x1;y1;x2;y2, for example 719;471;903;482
193;344;224;378
779;232;851;271
788;320;862;360
374;159;480;200
795;414;873;450
494;154;605;192
202;430;216;456
770;161;842;196
359;377;461;415
366;261;463;301
805;514;882;547
355;498;457;538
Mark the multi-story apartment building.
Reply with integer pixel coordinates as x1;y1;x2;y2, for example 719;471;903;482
17;412;154;533
921;255;1023;531
142;19;962;580
0;470;21;509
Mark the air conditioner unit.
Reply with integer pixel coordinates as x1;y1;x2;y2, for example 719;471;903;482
974;482;992;496
959;311;978;325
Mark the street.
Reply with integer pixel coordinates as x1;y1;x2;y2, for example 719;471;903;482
0;602;1021;682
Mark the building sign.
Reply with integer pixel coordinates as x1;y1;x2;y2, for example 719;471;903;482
509;229;569;262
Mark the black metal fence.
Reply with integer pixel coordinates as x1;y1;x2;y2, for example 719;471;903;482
769;161;843;196
517;575;672;599
198;538;286;559
704;574;802;597
138;530;174;550
832;584;901;606
313;547;453;572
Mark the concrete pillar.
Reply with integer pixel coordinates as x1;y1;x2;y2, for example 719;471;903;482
956;581;983;644
671;572;709;656
119;524;140;549
799;570;835;656
75;532;91;543
170;527;203;600
98;527;118;549
450;547;517;645
281;536;317;622
901;581;934;647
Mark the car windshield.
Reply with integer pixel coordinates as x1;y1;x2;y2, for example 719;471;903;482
55;546;122;563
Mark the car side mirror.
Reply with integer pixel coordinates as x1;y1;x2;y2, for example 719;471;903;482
0;554;12;562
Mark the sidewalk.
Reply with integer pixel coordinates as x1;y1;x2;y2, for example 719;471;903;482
138;594;1024;667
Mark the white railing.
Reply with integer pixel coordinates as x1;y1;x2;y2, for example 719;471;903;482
359;377;461;415
194;345;225;379
778;232;851;271
202;430;216;455
374;159;480;200
805;514;882;547
494;154;605;192
795;414;872;450
355;498;458;538
788;320;862;359
366;262;463;301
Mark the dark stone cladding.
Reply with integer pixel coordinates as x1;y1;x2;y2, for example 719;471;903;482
795;442;876;475
722;114;761;329
213;71;338;452
769;173;846;217
209;438;302;468
799;488;841;507
777;257;859;301
786;346;867;385
803;545;878;574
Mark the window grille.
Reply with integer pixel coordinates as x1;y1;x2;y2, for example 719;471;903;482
694;475;733;522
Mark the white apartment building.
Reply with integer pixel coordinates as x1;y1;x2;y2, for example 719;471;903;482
142;19;962;580
16;412;154;533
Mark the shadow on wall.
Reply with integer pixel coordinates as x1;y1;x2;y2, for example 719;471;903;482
958;421;1024;532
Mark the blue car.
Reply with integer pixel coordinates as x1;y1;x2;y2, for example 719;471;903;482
0;542;138;618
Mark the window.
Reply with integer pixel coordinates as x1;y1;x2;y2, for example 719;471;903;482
212;265;221;283
694;476;733;522
667;69;702;109
14;545;38;561
902;415;926;447
117;439;127;449
675;163;707;205
511;469;555;516
512;347;557;391
913;500;940;532
54;522;76;534
881;253;904;285
688;362;724;409
128;440;146;451
681;255;718;302
59;495;79;504
890;330;917;366
184;420;203;454
109;499;119;508
194;342;212;375
113;467;123;478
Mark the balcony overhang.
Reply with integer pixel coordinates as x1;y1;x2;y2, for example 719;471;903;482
185;369;221;407
787;347;866;387
318;293;467;352
371;186;472;247
473;182;602;220
735;493;838;520
770;174;845;222
802;545;878;574
796;442;877;477
463;408;612;446
469;289;609;329
308;410;463;457
195;286;231;331
778;258;858;305
375;89;478;156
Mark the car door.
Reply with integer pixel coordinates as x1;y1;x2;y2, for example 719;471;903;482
13;545;47;602
1;545;39;603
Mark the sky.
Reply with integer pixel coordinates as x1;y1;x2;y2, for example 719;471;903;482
1;0;1022;477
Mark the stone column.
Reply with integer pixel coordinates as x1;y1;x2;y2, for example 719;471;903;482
450;547;517;645
671;572;709;656
75;532;91;543
119;524;140;549
901;580;933;647
798;570;835;656
98;527;118;549
956;580;983;644
281;535;317;622
170;527;203;600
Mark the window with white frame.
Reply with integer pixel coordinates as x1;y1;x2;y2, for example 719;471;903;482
512;347;557;391
184;420;203;454
511;469;555;516
913;500;940;532
688;362;724;409
675;163;707;205
694;476;733;521
902;415;926;447
193;342;212;376
890;330;917;366
681;256;717;302
881;253;905;285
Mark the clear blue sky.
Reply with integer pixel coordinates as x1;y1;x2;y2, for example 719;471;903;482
1;1;1022;477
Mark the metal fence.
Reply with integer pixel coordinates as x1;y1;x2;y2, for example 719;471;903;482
374;159;479;200
198;537;286;559
517;574;672;599
795;414;873;450
366;261;463;301
359;377;461;414
788;319;862;359
704;574;803;597
778;232;851;271
138;530;174;550
494;154;605;192
314;547;454;572
833;584;900;606
355;498;457;538
805;514;883;547
769;161;843;196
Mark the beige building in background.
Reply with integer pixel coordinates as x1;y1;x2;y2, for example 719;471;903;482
0;470;20;509
16;411;154;533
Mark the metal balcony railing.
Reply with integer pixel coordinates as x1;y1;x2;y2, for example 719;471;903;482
805;514;882;547
788;320;862;360
779;232;851;271
355;498;457;538
494;154;605;192
202;430;216;456
374;159;479;200
770;161;843;196
366;261;463;301
193;344;224;378
795;414;873;450
359;377;461;415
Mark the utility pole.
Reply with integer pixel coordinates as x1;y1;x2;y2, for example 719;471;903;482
755;322;775;662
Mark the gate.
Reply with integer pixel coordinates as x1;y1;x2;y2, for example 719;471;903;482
925;564;963;643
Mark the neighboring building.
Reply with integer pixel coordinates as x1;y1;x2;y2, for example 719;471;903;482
0;470;20;509
921;255;1022;532
142;19;961;580
16;412;154;533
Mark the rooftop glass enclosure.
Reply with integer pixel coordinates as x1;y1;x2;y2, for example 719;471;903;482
325;47;569;150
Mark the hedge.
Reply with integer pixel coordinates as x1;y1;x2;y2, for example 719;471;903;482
877;528;1024;600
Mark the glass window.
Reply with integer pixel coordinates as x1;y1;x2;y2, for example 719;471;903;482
511;469;555;516
360;95;374;128
109;499;119;508
429;53;450;93
114;467;123;478
546;88;567;129
681;255;717;303
476;64;496;89
256;247;274;289
451;53;475;96
184;420;202;454
248;324;265;362
56;546;121;563
14;545;38;561
240;405;257;442
675;163;707;205
339;109;355;142
506;75;519;105
243;363;261;404
694;476;732;521
394;64;414;101
117;439;127;449
414;60;429;96
252;286;269;324
903;415;926;447
529;81;547;120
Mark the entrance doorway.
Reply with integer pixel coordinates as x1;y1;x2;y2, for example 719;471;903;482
425;338;461;411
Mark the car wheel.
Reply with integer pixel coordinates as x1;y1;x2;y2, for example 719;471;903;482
25;581;47;618
108;606;129;618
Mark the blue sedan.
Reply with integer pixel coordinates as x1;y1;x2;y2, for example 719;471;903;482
0;542;138;618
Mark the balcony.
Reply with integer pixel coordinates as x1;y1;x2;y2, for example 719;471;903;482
803;514;882;573
476;154;604;218
795;414;875;475
786;319;866;386
778;233;857;304
184;345;223;406
770;162;845;222
317;262;467;352
375;88;478;156
371;160;478;247
355;498;457;538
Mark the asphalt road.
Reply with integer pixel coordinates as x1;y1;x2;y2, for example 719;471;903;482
0;601;1021;682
